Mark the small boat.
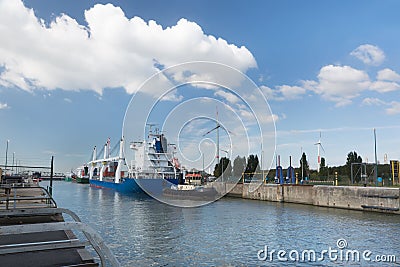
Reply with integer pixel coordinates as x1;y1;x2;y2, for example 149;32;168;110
74;166;89;184
76;176;89;184
163;184;219;200
64;171;74;182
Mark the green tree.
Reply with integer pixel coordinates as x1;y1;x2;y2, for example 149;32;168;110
244;154;259;181
224;159;232;178
320;157;326;168
319;157;328;178
213;157;231;178
233;156;246;179
245;155;259;173
346;151;362;182
299;152;310;179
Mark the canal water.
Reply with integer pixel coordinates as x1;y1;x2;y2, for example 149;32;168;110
44;181;399;266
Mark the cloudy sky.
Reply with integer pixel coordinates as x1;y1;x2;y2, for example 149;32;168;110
0;0;399;172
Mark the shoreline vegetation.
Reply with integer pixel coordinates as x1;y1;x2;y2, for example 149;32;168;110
211;151;399;187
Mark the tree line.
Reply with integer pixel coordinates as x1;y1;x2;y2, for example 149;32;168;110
212;151;393;184
213;154;260;181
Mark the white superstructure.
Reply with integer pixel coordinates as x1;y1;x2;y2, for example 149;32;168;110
88;138;126;183
129;130;180;180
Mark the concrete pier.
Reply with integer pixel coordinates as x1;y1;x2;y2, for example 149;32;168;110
0;185;120;267
226;183;400;214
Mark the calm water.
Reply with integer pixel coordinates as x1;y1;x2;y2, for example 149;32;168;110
43;181;399;266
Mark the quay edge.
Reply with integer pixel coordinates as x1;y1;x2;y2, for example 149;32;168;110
225;183;400;215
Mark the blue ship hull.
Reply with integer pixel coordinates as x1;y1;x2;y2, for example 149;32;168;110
90;178;142;193
90;177;179;195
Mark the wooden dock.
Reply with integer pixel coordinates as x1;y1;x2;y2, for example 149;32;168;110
0;184;120;267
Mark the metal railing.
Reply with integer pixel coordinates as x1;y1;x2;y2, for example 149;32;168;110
0;185;57;210
0;186;120;267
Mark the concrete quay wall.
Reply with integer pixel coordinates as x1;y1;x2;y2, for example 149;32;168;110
226;183;400;214
314;186;400;213
241;184;282;202
225;183;243;197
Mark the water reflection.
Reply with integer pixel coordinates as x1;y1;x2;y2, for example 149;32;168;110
45;181;399;266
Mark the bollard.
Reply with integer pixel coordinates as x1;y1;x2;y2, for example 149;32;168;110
335;172;338;186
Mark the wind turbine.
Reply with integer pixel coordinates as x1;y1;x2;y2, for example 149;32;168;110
220;148;230;158
314;132;325;172
203;107;234;167
203;108;221;164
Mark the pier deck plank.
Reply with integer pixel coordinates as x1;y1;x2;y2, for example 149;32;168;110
0;185;99;267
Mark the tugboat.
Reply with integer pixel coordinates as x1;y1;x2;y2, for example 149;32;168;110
75;166;89;184
163;184;218;200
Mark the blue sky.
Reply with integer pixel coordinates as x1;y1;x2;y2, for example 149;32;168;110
0;0;399;172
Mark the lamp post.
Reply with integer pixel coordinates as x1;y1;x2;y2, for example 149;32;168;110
202;152;205;174
5;140;9;175
12;152;15;174
327;164;329;181
202;152;205;184
220;148;229;185
301;147;304;181
262;149;264;184
374;128;378;186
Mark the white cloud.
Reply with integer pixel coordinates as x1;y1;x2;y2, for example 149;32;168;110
377;68;400;82
361;97;386;106
64;98;72;103
0;102;9;109
160;92;184;102
260;113;279;124
259;85;306;101
214;90;240;104
236;108;277;125
304;65;370;106
369;68;400;93
259;85;279;101
386;101;400;115
369;80;400;93
350;44;385;66
362;98;400;115
276;85;306;100
0;69;31;90
261;65;380;106
260;64;399;107
0;1;256;96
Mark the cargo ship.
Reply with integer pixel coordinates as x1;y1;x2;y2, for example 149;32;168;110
87;128;181;195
